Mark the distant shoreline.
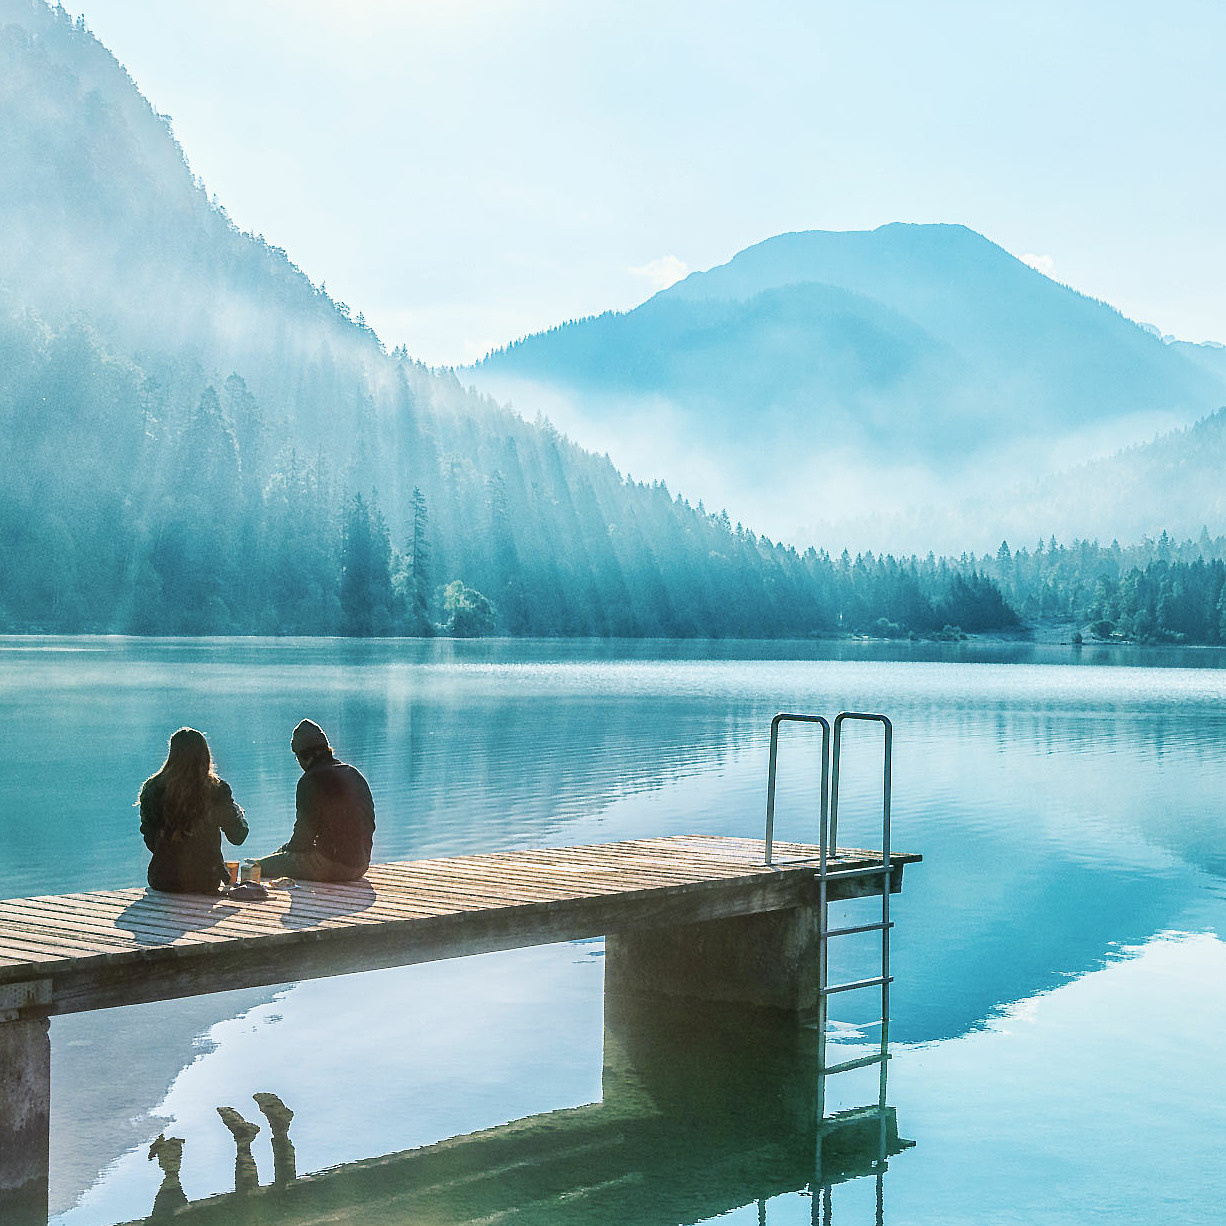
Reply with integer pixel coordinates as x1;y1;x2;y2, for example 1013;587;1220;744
1;624;1223;654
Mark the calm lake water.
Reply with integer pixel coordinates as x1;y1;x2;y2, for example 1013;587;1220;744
2;636;1225;1224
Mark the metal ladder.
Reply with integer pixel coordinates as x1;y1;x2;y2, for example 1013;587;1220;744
763;711;895;1225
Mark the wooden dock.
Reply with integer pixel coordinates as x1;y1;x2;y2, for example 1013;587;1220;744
0;836;917;1018
0;834;919;1225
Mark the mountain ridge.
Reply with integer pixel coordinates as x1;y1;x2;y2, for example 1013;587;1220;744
471;222;1226;548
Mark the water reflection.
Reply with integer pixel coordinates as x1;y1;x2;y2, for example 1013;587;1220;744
251;1094;296;1186
117;997;909;1226
146;1095;298;1215
214;1108;260;1197
144;1137;185;1218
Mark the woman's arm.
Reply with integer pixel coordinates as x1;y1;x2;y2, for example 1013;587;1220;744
139;785;161;852
215;780;250;847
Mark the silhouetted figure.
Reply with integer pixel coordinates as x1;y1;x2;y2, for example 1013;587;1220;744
216;1106;260;1194
253;1091;297;1185
139;728;249;894
257;720;374;882
147;1134;187;1217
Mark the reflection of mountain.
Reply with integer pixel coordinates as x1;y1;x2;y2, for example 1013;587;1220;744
832;703;1226;1041
119;998;911;1226
887;822;1189;1041
471;225;1226;551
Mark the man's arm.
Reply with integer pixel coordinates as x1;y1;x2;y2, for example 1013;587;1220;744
281;773;320;852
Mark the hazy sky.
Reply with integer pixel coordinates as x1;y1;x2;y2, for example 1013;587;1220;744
72;0;1226;367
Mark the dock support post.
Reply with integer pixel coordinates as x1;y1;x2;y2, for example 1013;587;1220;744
605;906;819;1017
0;1016;51;1226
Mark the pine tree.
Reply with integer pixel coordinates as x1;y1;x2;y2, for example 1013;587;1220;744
407;486;433;634
340;492;393;636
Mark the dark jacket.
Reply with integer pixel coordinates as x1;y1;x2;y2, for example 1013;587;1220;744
140;777;249;893
282;754;375;869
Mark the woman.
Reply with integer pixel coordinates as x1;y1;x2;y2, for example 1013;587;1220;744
138;728;249;893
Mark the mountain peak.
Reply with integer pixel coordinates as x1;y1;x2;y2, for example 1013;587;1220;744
664;222;1045;314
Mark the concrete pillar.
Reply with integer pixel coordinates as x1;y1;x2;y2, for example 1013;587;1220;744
0;1016;51;1226
604;906;819;1017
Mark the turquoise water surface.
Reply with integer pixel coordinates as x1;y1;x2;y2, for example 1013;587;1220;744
1;637;1224;1224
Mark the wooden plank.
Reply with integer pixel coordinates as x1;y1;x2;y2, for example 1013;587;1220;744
357;869;589;908
17;886;453;933
3;842;913;951
0;942;68;966
10;875;547;950
367;859;601;894
413;848;754;886
472;855;728;886
4;841;914;944
0;922;128;959
3;899;288;946
0;903;256;949
365;865;693;908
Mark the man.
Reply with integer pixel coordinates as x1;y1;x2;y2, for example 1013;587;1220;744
257;720;375;882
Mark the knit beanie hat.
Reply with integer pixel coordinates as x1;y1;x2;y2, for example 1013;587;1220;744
290;719;331;756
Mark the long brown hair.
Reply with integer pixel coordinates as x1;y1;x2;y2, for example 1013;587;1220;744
140;728;221;841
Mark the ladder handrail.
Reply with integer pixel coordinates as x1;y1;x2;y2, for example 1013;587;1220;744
829;712;892;865
764;713;830;866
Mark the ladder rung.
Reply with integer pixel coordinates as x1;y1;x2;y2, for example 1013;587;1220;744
821;975;892;996
822;1051;888;1076
820;864;893;881
823;920;893;938
825;1017;885;1032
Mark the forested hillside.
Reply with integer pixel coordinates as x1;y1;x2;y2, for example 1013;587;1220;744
803;406;1226;557
0;2;1015;638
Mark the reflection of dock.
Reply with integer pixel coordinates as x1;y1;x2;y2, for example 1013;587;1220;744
119;997;912;1226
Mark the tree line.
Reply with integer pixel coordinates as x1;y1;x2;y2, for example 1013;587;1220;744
976;533;1226;643
0;319;1015;638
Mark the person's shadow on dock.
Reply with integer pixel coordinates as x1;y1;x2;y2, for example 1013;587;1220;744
115;890;242;945
275;878;377;930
